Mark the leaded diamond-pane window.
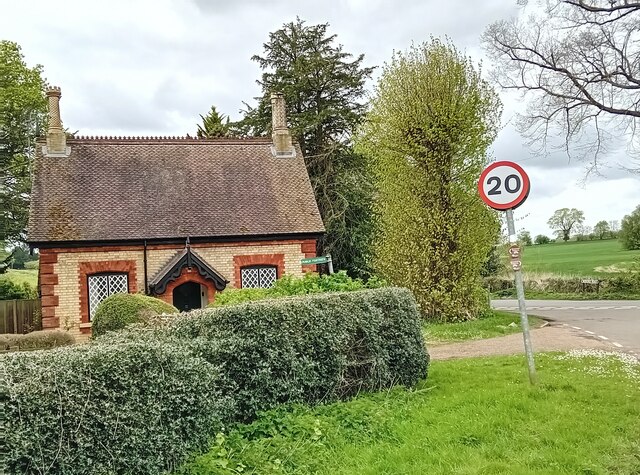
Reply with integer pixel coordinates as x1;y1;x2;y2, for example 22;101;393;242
241;266;277;289
88;273;129;320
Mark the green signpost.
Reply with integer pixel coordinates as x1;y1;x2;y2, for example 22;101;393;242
301;255;334;273
301;256;330;265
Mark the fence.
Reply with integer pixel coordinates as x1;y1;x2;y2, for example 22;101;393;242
0;299;42;334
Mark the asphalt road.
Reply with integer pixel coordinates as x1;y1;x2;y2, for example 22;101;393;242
491;300;640;355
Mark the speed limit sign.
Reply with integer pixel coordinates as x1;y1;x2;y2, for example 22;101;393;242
478;161;530;210
477;159;537;384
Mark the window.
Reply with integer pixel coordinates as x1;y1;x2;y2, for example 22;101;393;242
88;273;129;320
240;265;277;289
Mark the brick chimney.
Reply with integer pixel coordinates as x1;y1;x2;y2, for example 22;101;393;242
270;92;295;157
44;86;70;157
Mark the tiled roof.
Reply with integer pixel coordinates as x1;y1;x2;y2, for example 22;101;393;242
27;137;324;243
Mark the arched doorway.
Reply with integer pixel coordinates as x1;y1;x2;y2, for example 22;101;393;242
173;281;202;312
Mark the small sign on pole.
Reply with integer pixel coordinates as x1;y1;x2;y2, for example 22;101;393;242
479;160;537;385
301;255;334;274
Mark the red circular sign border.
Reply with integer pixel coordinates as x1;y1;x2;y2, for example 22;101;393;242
478;161;530;210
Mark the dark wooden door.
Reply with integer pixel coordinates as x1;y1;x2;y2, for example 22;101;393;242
173;282;201;312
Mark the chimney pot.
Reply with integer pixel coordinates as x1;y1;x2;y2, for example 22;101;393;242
45;85;69;156
270;92;295;157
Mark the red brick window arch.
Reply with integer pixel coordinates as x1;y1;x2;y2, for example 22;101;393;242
233;254;284;289
79;260;137;326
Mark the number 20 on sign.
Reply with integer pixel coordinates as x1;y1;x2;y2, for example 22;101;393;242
478;160;537;385
478;161;530;210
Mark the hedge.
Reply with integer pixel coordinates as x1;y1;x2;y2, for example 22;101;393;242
164;286;429;421
211;271;386;307
485;273;640;297
2;340;232;475
3;287;428;474
91;293;177;337
0;279;37;300
0;330;74;352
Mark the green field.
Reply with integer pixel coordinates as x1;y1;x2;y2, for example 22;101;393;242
180;352;640;474
0;269;38;287
521;239;640;276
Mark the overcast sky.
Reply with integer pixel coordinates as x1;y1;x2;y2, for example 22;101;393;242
3;0;638;238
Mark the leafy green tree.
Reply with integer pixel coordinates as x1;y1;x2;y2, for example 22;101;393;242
593;220;610;240
534;234;551;245
620;205;640;250
0;41;47;244
518;230;532;246
358;39;502;321
481;245;503;277
196;105;230;138
236;18;375;277
547;208;585;242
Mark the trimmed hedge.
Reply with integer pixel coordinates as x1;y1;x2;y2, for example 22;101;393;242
2;340;232;475
0;330;74;352
211;271;386;307
91;293;177;337
166;287;429;421
3;287;428;474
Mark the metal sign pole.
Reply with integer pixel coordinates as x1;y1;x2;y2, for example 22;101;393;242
506;208;537;385
327;254;334;274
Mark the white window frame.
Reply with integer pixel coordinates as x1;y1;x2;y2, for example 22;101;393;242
87;272;129;320
240;265;278;289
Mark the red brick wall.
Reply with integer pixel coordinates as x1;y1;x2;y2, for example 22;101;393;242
38;249;59;329
300;240;318;273
36;238;318;332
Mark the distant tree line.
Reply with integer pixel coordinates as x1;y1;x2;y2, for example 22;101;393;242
517;206;639;249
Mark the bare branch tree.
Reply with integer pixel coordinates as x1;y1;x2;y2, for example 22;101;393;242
483;1;640;169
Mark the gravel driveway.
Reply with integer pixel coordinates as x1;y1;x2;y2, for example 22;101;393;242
429;322;618;360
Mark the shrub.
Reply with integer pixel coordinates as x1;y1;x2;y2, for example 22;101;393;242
0;333;19;350
211;271;386;307
0;330;74;352
485;271;640;297
4;288;427;473
0;279;37;300
2;339;232;475
163;287;428;421
534;234;552;245
91;293;177;337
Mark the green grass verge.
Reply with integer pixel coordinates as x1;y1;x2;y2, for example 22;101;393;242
521;239;640;276
423;311;543;344
0;269;38;287
178;352;640;475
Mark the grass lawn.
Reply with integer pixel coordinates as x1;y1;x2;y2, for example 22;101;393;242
179;351;640;475
424;311;543;344
0;269;38;287
521;239;640;276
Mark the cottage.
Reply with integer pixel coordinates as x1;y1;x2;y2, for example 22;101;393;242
28;87;324;337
